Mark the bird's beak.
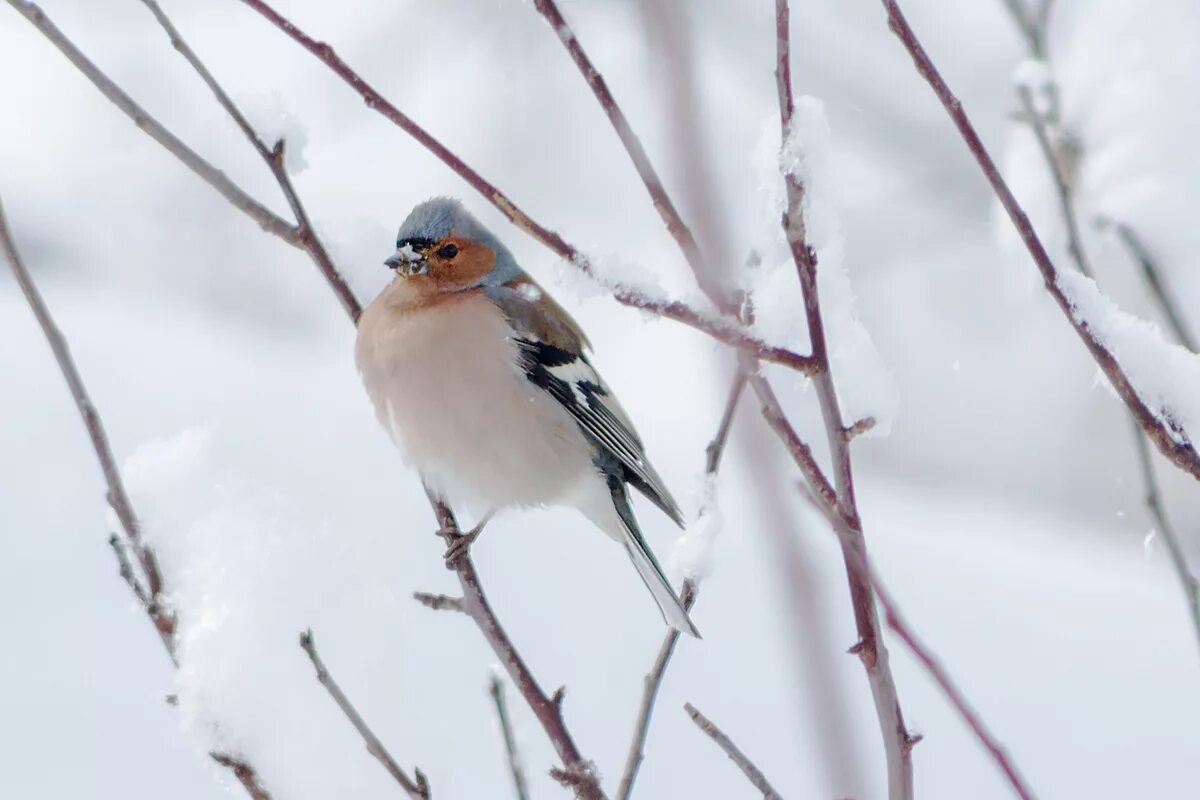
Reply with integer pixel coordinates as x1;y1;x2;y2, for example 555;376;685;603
385;243;429;275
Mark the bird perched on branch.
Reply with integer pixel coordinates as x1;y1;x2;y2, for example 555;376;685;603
356;197;697;637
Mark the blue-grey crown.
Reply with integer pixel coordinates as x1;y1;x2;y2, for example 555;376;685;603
395;198;522;287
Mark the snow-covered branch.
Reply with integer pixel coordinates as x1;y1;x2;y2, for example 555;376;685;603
0;196;274;798
880;0;1200;483
235;0;815;374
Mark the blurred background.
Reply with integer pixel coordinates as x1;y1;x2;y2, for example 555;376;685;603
2;0;1198;798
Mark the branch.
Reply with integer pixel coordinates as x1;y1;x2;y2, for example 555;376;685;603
1097;217;1198;354
531;0;729;310
774;4;915;797
682;703;784;800
211;753;274;800
614;580;698;800
489;674;531;800
867;574;1035;800
420;496;606;800
135;0;360;321
1;195;277;797
615;353;748;800
879;0;1200;482
234;0;814;374
299;630;430;799
4;1;297;244
0;195;176;653
1009;44;1200;662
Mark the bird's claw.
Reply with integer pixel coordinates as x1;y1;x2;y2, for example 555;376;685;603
442;527;481;569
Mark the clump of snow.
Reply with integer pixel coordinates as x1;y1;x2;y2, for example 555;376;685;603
750;97;898;435
669;473;722;582
553;250;665;303
1058;269;1200;444
240;91;309;174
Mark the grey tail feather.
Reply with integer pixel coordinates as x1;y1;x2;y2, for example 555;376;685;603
609;479;700;638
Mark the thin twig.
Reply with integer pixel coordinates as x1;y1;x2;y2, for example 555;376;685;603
299;630;430;799
211;753;275;800
683;703;784;800
4;1;297;244
0;195;176;653
615;348;748;800
868;573;1035;800
235;0;813;374
531;0;726;309
614;581;698;800
489;674;531;800
135;0;360;321
880;0;1200;482
774;4;915;797
1130;420;1200;661
1;195;277;797
1097;217;1198;354
421;495;606;800
1010;38;1200;664
1015;87;1090;278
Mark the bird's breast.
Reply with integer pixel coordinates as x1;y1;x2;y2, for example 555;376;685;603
355;290;592;512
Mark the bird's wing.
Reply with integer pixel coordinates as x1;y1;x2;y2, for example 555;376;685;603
485;278;685;527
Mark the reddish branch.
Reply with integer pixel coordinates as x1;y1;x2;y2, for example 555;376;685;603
300;630;430;799
235;0;814;374
420;497;605;799
773;3;915;797
880;0;1200;481
211;753;275;800
683;703;784;800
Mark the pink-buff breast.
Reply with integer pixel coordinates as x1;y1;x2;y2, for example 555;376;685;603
355;288;594;514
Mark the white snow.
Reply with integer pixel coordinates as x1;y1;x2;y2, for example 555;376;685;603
240;91;310;174
750;97;899;435
1057;268;1200;444
669;473;722;582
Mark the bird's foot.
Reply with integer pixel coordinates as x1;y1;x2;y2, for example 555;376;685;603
441;514;491;569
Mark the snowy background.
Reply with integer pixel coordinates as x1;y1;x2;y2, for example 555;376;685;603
2;0;1199;798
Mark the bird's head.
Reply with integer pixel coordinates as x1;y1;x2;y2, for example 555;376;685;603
385;198;521;294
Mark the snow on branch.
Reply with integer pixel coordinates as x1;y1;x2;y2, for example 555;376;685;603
0;197;275;798
879;0;1200;482
235;0;814;375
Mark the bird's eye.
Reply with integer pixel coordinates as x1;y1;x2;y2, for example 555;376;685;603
437;243;459;260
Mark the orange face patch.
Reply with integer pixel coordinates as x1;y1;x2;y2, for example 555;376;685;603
427;236;496;291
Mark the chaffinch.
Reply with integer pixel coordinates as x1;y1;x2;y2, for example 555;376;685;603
355;198;698;637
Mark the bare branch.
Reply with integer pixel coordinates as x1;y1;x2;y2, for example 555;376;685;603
1014;87;1091;278
868;574;1035;800
489;675;531;800
749;375;839;520
423;495;606;800
774;6;916;795
615;362;747;800
299;630;430;799
1130;420;1200;661
614;580;697;800
842;417;877;441
5;1;297;244
0;194;177;654
879;0;1200;481
135;0;360;321
211;753;274;800
235;0;813;375
413;592;467;614
531;0;729;309
2;194;277;796
683;703;784;800
1097;217;1198;354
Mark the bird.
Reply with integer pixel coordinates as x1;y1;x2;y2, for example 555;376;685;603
355;197;698;637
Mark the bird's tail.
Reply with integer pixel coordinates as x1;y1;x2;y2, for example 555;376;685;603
608;480;700;638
